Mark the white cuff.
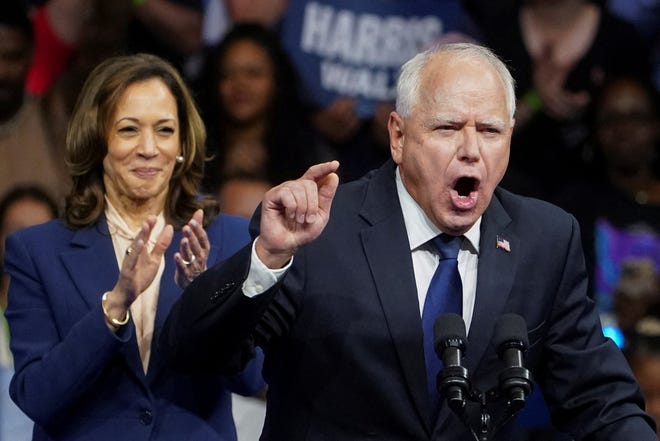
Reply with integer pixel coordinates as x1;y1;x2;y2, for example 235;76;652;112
242;238;292;298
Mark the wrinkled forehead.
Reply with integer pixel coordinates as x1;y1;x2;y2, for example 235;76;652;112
418;56;510;113
424;53;505;89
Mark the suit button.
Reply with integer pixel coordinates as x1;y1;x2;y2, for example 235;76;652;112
139;409;153;425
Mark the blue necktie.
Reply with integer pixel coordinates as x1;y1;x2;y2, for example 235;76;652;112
422;234;463;416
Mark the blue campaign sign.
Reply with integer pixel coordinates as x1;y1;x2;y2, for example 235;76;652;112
278;0;468;117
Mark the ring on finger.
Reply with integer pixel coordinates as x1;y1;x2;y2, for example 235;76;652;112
126;246;135;256
181;254;196;266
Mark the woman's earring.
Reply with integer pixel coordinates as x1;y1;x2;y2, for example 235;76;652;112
176;155;184;164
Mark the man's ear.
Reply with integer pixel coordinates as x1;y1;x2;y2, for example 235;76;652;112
388;111;405;164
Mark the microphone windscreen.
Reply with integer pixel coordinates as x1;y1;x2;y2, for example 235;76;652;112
494;313;529;348
434;313;467;346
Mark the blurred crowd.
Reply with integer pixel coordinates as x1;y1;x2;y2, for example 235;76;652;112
0;0;659;440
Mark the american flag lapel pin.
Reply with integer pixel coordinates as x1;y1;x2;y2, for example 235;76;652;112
496;235;511;252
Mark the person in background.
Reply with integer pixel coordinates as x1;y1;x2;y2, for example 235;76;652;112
554;75;660;320
0;185;58;310
126;0;204;79
161;42;656;440
0;185;59;367
24;0;87;97
0;1;70;204
480;0;653;201
3;53;264;441
0;185;58;440
200;22;331;214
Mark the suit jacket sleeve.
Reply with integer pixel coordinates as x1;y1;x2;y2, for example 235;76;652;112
161;243;284;374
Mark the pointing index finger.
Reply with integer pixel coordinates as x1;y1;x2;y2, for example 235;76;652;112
301;160;340;182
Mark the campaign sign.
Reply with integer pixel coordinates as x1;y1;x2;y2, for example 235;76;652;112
278;0;466;117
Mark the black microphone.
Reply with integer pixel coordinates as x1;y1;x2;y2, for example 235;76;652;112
494;313;533;412
434;313;470;412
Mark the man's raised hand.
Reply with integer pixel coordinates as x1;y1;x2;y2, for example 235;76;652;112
256;161;339;268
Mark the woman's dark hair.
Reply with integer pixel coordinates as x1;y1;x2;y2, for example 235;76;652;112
65;53;218;229
200;22;318;193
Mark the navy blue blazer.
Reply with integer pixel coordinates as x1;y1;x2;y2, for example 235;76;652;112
4;213;265;441
162;161;656;440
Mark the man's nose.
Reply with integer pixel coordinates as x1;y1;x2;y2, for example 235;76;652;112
457;127;481;162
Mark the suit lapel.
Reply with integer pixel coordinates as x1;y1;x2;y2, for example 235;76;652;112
60;219;119;311
59;219;145;377
359;162;433;433
465;192;516;374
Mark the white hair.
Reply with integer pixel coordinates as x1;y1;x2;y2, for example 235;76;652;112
395;42;517;121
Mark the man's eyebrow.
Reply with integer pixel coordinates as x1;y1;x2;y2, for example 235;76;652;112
425;115;463;127
477;118;507;130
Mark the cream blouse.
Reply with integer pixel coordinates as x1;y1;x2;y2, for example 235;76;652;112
105;198;165;373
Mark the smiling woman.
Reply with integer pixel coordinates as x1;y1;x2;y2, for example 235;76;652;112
65;53;207;230
103;78;181;215
2;53;265;441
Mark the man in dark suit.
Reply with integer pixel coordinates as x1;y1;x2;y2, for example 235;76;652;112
161;42;657;440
